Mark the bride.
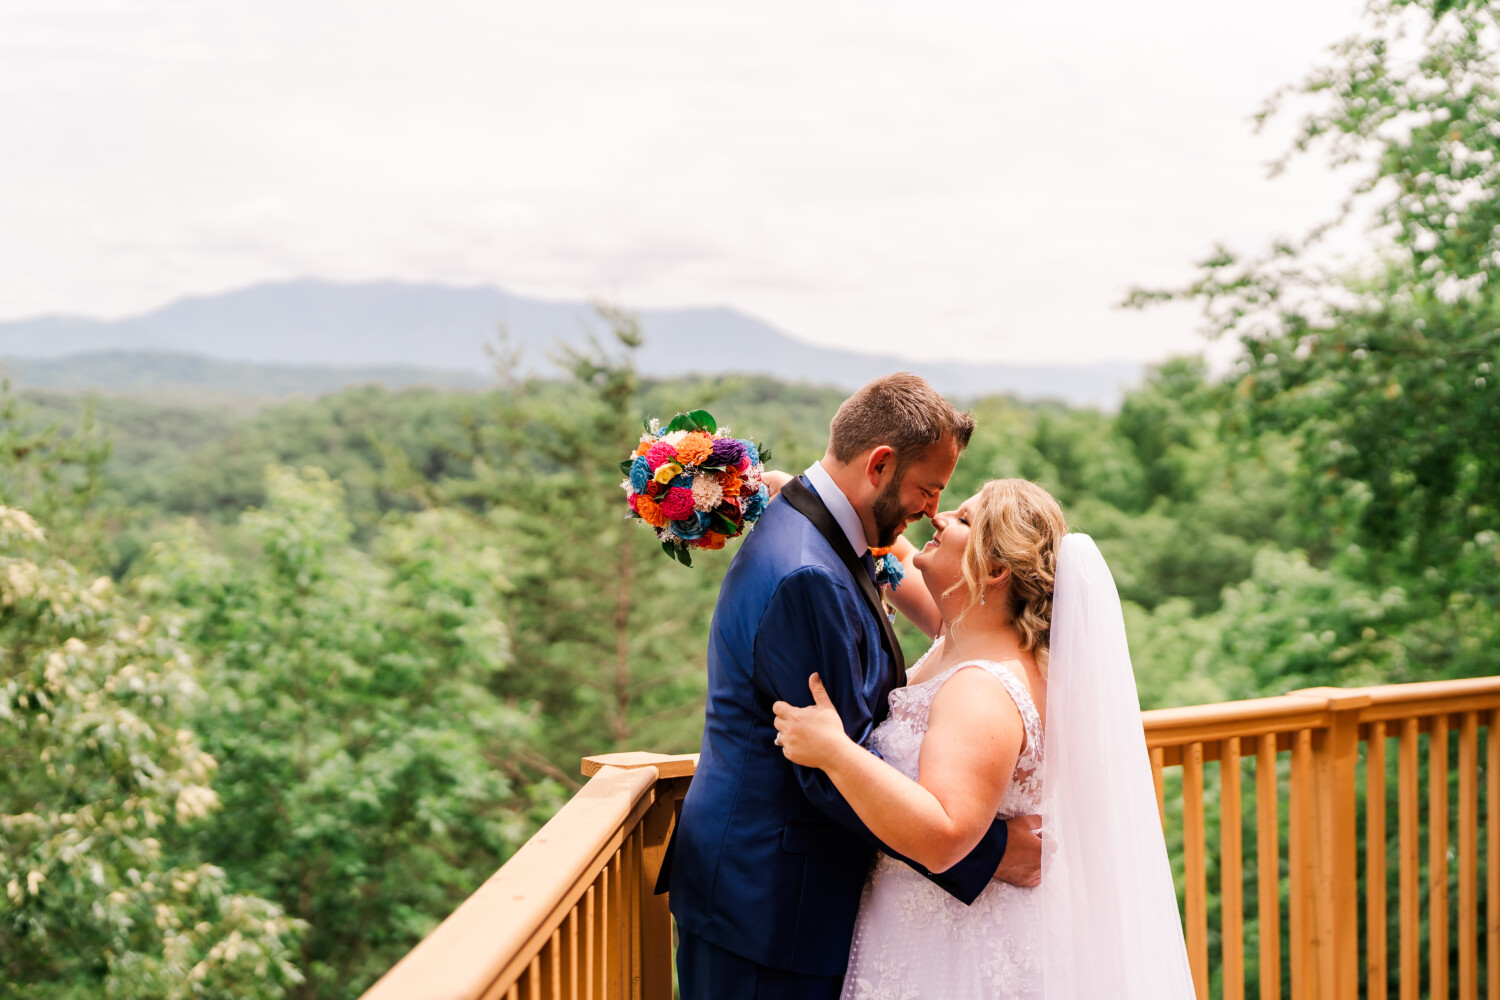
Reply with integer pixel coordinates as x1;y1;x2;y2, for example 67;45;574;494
772;478;1194;999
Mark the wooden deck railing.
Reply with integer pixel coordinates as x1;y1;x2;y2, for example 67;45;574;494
361;751;696;1000
1145;678;1500;1000
362;678;1499;1000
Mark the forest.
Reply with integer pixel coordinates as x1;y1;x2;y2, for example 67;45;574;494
3;0;1498;996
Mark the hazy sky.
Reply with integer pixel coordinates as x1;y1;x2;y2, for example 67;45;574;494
1;0;1368;365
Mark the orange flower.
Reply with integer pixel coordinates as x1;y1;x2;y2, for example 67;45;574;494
635;439;653;457
700;531;728;550
675;431;715;466
635;495;667;528
719;469;744;496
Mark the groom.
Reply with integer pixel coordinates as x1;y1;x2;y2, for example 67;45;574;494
659;373;1042;1000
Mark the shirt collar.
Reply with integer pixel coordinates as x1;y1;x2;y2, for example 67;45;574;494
803;461;869;558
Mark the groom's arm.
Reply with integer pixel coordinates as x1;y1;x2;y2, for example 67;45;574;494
753;567;1008;906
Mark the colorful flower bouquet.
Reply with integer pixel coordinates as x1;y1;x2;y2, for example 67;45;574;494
620;409;771;566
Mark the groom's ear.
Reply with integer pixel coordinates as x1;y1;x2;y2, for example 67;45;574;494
864;445;896;487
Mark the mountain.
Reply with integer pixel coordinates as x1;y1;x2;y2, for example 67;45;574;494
3;351;487;401
0;280;1144;407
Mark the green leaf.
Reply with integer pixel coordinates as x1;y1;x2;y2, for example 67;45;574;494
710;511;739;535
618;459;633;475
756;442;774;465
665;413;695;434
642;416;652;432
687;409;717;433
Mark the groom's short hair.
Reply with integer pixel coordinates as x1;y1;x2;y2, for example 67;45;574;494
828;373;975;471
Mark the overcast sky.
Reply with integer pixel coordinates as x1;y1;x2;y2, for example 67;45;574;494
1;0;1368;366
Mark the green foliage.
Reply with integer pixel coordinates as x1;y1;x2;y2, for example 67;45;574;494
141;467;534;999
0;506;302;999
1128;0;1500;605
437;315;728;771
0;383;114;568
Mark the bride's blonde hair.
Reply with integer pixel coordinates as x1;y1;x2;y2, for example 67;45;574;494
953;479;1068;674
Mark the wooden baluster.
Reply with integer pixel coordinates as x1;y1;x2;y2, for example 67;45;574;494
1185;741;1209;999
1259;732;1282;1000
1291;728;1314;1000
585;882;599;1000
1398;717;1420;1000
566;908;579;1000
544;928;561;1000
1431;715;1450;1000
1152;745;1167;832
1367;722;1388;1000
625;831;641;1000
529;955;543;1000
606;854;622;1000
1224;736;1245;1000
1489;709;1499;1000
1459;712;1478;1000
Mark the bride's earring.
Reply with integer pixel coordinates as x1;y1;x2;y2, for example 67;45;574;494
980;590;986;606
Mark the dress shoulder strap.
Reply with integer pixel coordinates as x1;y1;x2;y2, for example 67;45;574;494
935;659;1043;738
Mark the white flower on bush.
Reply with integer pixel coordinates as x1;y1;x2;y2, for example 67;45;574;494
0;506;44;544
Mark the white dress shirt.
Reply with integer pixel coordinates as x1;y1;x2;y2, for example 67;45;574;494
803;461;869;558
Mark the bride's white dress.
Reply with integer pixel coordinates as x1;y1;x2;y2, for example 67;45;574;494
841;645;1043;1000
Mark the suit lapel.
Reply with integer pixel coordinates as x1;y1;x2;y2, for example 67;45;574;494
780;478;906;678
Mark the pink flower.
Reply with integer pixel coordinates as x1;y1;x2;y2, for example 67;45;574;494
646;441;678;470
660;486;696;521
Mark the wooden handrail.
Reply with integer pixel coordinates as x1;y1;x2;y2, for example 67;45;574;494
361;754;696;1000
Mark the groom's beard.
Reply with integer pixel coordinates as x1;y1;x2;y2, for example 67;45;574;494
870;475;909;549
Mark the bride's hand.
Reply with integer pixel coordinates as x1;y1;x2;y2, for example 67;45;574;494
762;469;793;498
772;674;853;768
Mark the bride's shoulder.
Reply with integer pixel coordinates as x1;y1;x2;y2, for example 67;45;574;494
925;664;1028;737
933;658;1041;720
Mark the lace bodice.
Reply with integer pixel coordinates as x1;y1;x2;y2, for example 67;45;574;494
867;644;1044;819
842;641;1045;1000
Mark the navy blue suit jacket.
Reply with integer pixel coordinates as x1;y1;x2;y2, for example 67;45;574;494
661;480;1010;976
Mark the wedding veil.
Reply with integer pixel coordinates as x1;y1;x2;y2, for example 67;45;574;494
1040;533;1196;998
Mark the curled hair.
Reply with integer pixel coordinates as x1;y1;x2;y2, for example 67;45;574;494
828;373;975;473
953;479;1068;674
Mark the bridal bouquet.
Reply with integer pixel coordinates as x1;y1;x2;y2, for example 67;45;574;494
620;409;771;566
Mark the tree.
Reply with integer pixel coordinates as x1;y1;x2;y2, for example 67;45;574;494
0;504;302;999
1128;0;1500;608
143;467;534;999
436;312;732;777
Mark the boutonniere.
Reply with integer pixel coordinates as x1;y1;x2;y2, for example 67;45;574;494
868;546;905;624
868;547;905;591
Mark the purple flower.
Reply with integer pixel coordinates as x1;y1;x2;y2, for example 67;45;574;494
710;437;747;467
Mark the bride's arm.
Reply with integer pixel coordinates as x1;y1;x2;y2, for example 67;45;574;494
882;535;942;638
773;669;1024;874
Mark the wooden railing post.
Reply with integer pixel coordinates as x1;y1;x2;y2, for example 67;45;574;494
582;752;697;1000
1291;688;1371;1000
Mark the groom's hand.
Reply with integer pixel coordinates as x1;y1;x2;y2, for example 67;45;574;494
993;815;1042;887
